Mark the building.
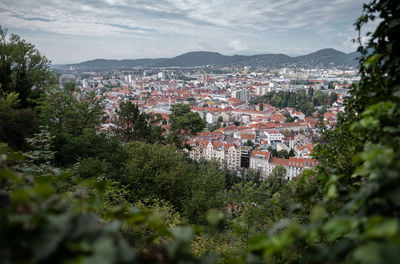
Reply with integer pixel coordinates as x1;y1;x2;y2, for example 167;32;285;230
203;74;210;83
206;111;221;124
249;152;318;179
231;89;251;102
264;129;283;143
249;151;271;176
188;139;240;171
240;146;253;168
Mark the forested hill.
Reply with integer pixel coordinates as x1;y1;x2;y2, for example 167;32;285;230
54;48;359;70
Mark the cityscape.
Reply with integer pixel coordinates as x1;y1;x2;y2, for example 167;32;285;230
0;0;398;263
56;53;359;179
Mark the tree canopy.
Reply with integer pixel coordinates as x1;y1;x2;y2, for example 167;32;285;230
167;103;205;148
0;26;56;108
112;100;163;143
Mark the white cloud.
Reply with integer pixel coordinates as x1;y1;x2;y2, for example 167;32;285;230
228;39;246;52
0;0;369;62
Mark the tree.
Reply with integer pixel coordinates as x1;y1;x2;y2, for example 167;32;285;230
246;1;400;262
244;140;254;147
317;106;327;121
0;90;38;150
276;149;289;159
184;162;225;223
168;104;205;148
0;26;56;108
120;142;225;223
36;83;116;165
112;100;152;142
307;87;314;99
328;91;338;105
268;165;287;194
283;112;295;123
288;149;295;157
242;168;262;185
0;146;208;264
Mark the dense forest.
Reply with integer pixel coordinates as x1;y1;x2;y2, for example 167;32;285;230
1;0;400;263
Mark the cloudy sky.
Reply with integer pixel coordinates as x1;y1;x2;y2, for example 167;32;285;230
0;0;367;64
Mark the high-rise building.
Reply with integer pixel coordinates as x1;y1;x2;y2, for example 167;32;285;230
231;89;251;102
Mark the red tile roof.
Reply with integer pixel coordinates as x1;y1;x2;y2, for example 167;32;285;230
251;151;271;160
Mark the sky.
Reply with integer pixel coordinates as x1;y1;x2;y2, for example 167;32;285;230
0;0;368;64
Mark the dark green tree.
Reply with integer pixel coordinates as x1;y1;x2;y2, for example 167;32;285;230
276;149;289;159
268;165;288;194
307;87;314;98
120;142;225;223
112;100;152;142
288;148;295;157
36;83;119;165
0;90;38;150
244;140;254;147
0;26;56;108
168;104;205;148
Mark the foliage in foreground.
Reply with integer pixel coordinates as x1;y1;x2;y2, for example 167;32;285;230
1;0;400;262
0;144;217;264
244;1;400;263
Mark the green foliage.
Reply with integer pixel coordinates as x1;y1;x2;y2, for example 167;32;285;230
2;1;400;261
0;149;135;264
118;141;225;223
38;83;105;137
0;26;56;108
244;139;254;147
36;83;121;166
269;166;288;193
242;1;400;262
168;104;205;148
0;145;216;264
267;147;291;159
0;90;39;150
19;128;57;175
183;162;225;223
256;89;337;116
284;112;296;123
112;100;163;143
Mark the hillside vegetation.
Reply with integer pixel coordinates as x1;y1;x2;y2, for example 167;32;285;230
1;0;400;263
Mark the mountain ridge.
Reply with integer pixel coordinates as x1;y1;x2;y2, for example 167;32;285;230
54;48;359;70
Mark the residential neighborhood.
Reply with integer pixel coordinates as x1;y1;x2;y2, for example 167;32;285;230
59;65;356;179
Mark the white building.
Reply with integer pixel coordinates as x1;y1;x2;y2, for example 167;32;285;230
188;139;241;171
264;129;283;143
206;112;221;124
231;89;251;102
249;151;317;180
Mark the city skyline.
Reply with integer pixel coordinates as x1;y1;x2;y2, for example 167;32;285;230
0;0;369;64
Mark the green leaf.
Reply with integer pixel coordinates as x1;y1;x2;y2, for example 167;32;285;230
364;216;398;239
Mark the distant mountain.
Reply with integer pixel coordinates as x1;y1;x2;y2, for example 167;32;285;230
156;51;229;67
53;58;168;70
55;48;359;70
293;48;358;66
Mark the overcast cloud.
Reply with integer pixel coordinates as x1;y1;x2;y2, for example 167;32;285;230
0;0;367;64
